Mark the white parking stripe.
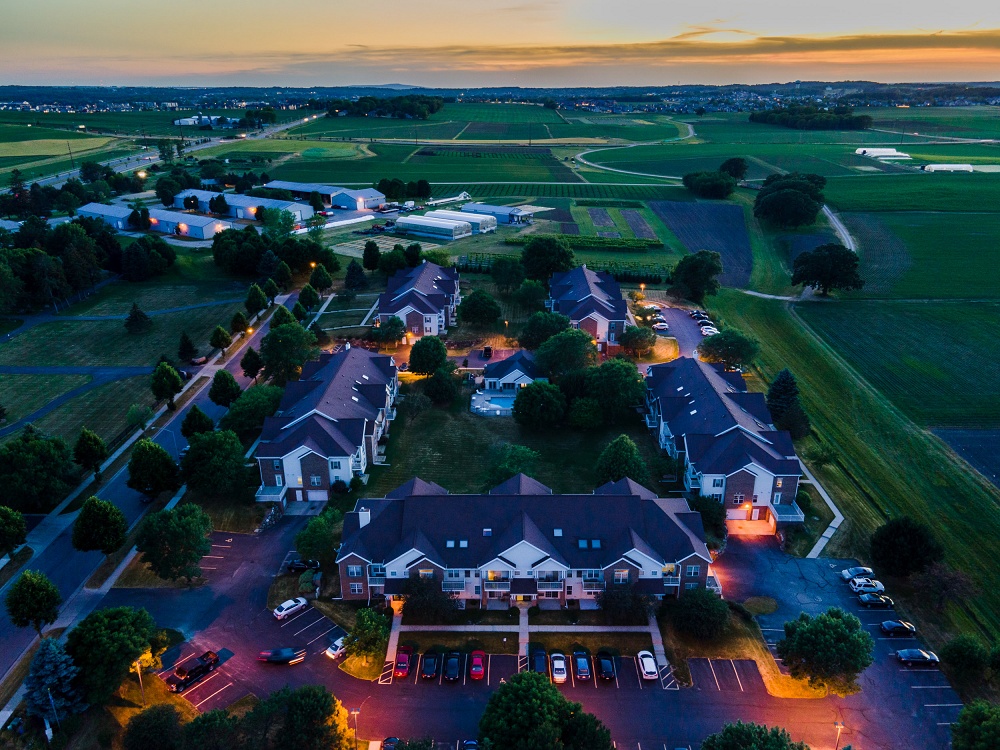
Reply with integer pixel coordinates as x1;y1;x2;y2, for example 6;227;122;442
280;609;311;626
925;703;963;707
307;626;336;646
194;682;232;708
294;615;328;636
211;544;232;548
912;685;952;689
730;660;744;692
707;660;721;691
634;658;642;690
203;555;225;559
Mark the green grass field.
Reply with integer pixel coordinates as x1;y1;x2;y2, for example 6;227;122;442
797;301;1000;427
432;183;688;200
866;106;1000;140
0;109;299;137
825;173;1000;212
0;374;91;424
31;375;152;446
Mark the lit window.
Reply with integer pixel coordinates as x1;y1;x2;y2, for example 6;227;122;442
459;540;468;548
446;540;455;548
483;528;492;537
776;478;783;488
553;529;562;537
614;569;629;584
419;569;433;579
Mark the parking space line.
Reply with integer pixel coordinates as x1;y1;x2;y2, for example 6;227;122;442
487;654;491;686
294;615;328;636
463;654;468;686
378;661;394;685
707;660;721;691
211;544;232;548
203;555;225;559
730;660;744;692
592;657;597;689
925;703;963;707
911;685;952;689
194;682;232;708
307;626;336;646
634;658;642;690
613;661;619;689
280;609;312;627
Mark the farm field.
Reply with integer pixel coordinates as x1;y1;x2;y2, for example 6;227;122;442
866;106;1000;140
796;301;1000;427
0;109;300;136
825;173;1000;212
683;112;942;146
431;182;688;200
0;124;125;175
843;212;1000;299
649;201;752;287
709;290;1000;643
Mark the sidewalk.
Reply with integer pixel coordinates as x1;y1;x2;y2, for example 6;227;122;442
802;460;845;558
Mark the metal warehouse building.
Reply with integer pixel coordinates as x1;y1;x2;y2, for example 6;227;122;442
173;189;314;222
424;209;496;234
148;209;232;240
462;202;533;225
264;181;385;210
78;203;134;230
395;216;473;240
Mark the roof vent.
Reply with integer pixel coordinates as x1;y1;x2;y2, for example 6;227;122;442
689;409;698;415
460;540;468;548
553;529;563;537
483;528;492;537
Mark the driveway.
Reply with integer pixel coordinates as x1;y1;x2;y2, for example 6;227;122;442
642;302;704;358
713;537;962;750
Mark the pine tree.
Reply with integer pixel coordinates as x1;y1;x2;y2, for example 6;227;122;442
292;301;308;322
178;331;197;362
245;283;268;317
25;639;86;720
344;259;368;291
362;241;381;272
766;369;800;424
124;303;153;334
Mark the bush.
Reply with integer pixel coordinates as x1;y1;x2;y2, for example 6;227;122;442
870;517;943;577
670;588;729;640
940;635;990;683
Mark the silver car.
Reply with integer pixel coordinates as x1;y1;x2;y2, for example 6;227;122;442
272;597;308;620
550;652;567;684
841;566;874;581
636;650;658;680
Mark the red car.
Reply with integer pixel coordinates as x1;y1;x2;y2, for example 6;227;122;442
394;646;413;679
469;650;486;681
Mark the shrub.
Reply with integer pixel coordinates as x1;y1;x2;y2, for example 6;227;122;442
940;635;990;683
670;588;729;640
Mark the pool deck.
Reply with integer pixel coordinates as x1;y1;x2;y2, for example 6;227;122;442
470;390;515;416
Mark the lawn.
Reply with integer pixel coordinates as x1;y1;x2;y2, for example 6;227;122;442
526;633;653;658
362;393;666;499
185;492;266;534
31;375;152;447
0;108;298;136
796;301;1000;427
432;183;688;201
0;373;90;423
397;632;519;655
825;173;1000;212
707;290;1000;643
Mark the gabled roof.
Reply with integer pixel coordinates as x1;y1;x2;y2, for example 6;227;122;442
379;261;459;317
489;473;552;496
148;208;228;227
685;431;800;477
484;350;539;381
256;415;364;459
386;477;449;498
594;478;657;500
548;265;628;322
79;202;133;219
336;477;712;568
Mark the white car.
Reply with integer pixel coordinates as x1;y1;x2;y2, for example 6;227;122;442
325;636;346;659
849;578;885;594
644;303;661;311
636;650;658;680
841;566;874;581
701;328;719;337
550;652;568;684
652;323;670;332
272;597;308;620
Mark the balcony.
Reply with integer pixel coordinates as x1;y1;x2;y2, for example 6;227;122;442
537;581;564;591
582;580;605;592
385;407;397;421
644;412;658;430
688;474;702;489
368;577;386;587
663;576;681;587
351;456;364;472
771;501;805;523
255;485;287;503
442;581;466;592
707;575;723;597
484;580;511;592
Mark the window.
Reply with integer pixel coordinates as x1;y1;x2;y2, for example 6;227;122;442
330;460;341;470
350;583;363;595
347;565;362;578
732;493;744;505
684;582;699;590
774;492;782;504
553;529;562;537
474;586;481;596
275;475;283;487
369;564;385;577
566;586;573;596
582;570;602;580
446;540;455;548
663;564;677;576
712;478;724;488
591;539;601;549
685;565;700;577
775;478;783;488
578;540;588;549
614;569;629;584
464;570;471;578
483;528;492;537
272;460;281;471
446;569;462;579
418;569;433;579
310;475;322;487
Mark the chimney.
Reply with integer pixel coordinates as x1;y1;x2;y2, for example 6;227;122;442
358;507;370;528
345;342;351;350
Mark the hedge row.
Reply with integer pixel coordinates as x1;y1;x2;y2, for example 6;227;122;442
502;234;662;252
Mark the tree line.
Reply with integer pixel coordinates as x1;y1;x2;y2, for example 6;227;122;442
324;94;445;120
0;164;146;222
749;105;873;131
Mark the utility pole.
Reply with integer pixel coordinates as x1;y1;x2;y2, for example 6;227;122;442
66;141;75;170
135;659;146;707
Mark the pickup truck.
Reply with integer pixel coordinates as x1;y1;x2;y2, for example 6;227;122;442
166;651;219;692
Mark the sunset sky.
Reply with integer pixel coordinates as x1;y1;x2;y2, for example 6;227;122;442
4;0;1000;87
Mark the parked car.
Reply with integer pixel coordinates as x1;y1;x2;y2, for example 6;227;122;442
880;620;917;637
841;566;874;581
166;651;219;692
325;636;346;659
644;303;661;311
190;355;209;365
394;646;413;678
444;652;462;681
596;652;615;680
573;651;591;680
531;649;549;676
462;742;479;750
469;650;486;680
257;648;306;665
652;323;670;332
399;361;409;372
896;649;940;667
272;597;308;620
482;346;493;360
849;578;885;594
287;559;321;573
551;652;568;684
421;652;440;679
637;650;658;680
382;739;399;750
700;328;719;337
858;593;895;609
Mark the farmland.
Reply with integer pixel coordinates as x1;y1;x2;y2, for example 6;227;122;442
866;105;1000;140
649;201;753;287
0;124;128;176
825;173;1000;212
0;109;299;137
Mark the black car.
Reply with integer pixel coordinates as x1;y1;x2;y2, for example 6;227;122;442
596;652;615;680
257;647;306;665
444;651;462;681
482;346;493;360
287;559;321;573
896;649;940;667
166;651;219;692
531;649;548;676
880;620;917;637
858;593;894;609
421;652;440;679
382;740;399;750
572;651;591;681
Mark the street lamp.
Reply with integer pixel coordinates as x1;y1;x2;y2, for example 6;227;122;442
834;721;844;750
350;708;360;750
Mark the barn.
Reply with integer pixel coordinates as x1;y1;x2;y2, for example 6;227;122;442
424;209;497;234
395;216;473;240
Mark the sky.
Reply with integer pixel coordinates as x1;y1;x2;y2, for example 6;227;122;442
3;0;1000;87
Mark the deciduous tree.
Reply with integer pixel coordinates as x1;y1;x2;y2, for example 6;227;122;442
208;369;242;407
701;722;808;750
294;508;343;566
270;304;297;328
952;701;1000;750
792;243;865;295
230;310;250;335
126;438;180;499
262;277;281;304
719;157;749;181
182;430;251;502
400;576;460;624
669;250;723;303
535;328;598;377
73;428;108;481
299;283;320;311
776;607;874;695
682;171;736;199
72;496;127;555
135;504;212;583
484;443;540;488
698;328;760;370
123;704;183;750
423;367;459;405
586;357;645;424
595;434;647;485
6;570;61;636
344;607;390;664
491;256;525;295
870;517;943;577
181;404;214;438
458;289;502;326
940;634;990;683
618;325;657;358
513;382;567;430
362;241;381;272
260;322;318;385
183;709;239;750
219;385;284;438
0;506;27;560
309;264;333;293
210;325;233;353
670;587;730;640
373;315;405;344
519;311;569;350
521;235;574;281
66;606;157;705
0;425;74;512
514;279;548;310
151;361;183;409
178;331;198;362
240;346;264;382
409;335;448;375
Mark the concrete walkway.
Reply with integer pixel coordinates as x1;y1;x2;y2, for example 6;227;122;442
385;610;403;665
518;607;530;655
398;624;519;632
802;460;846;558
647;613;669;667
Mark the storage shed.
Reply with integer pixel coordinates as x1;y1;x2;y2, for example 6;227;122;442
462;202;533;225
922;164;975;173
147;209;232;240
395;216;472;240
424;209;496;234
78;202;134;230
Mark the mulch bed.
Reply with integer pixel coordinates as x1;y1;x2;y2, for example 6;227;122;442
621;209;657;240
560;223;581;235
588;208;614;227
